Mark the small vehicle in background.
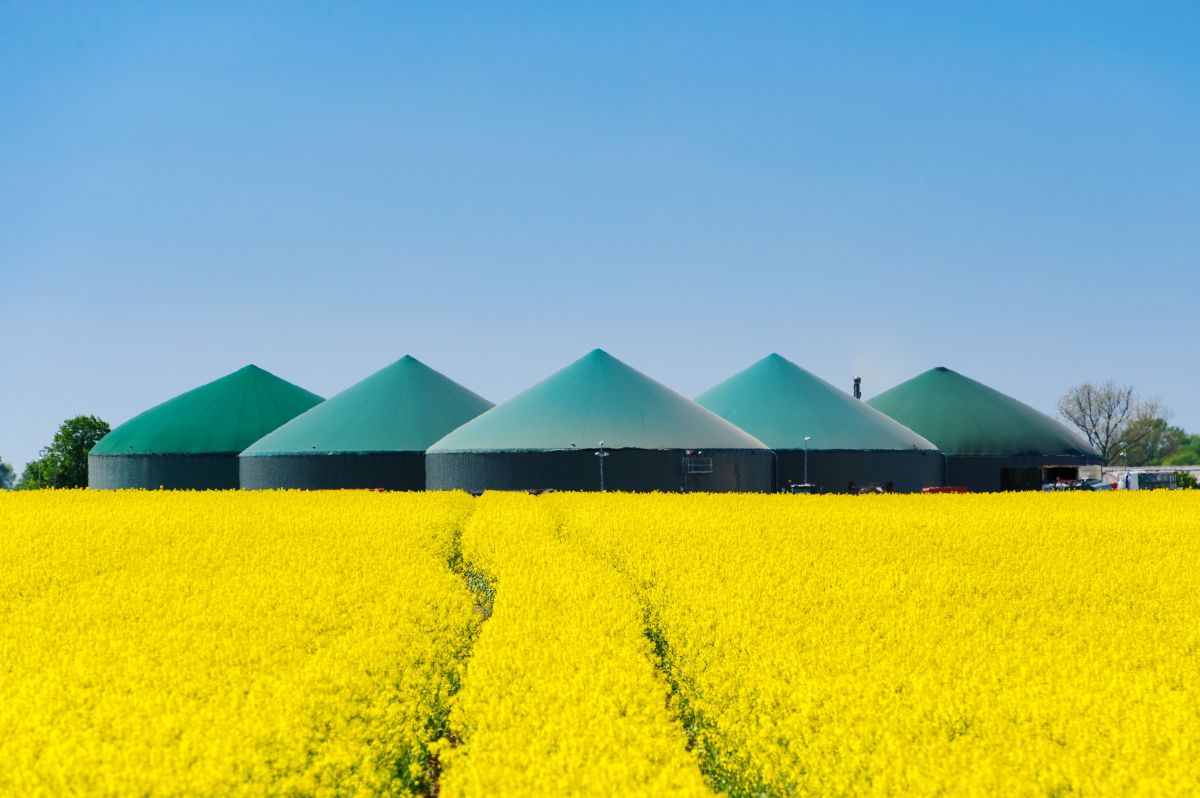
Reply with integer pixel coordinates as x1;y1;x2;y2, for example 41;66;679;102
1042;478;1113;491
1073;478;1113;491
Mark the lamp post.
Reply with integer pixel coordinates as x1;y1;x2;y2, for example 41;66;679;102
595;440;609;491
803;435;812;486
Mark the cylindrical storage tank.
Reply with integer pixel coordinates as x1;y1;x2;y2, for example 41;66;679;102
867;367;1103;492
426;349;772;493
696;353;943;493
240;355;493;490
88;365;323;490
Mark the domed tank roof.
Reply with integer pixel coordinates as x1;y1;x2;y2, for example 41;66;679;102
696;354;938;451
428;349;768;452
91;365;323;455
242;356;492;456
866;366;1100;458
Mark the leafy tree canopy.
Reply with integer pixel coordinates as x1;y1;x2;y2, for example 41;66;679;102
1161;434;1200;466
1122;418;1188;467
15;416;111;490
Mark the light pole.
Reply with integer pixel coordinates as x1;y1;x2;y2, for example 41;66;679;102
595;440;609;491
803;435;812;486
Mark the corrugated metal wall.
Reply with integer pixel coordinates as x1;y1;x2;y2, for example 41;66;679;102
88;454;240;490
944;454;1101;492
775;449;945;493
426;448;773;493
239;452;427;491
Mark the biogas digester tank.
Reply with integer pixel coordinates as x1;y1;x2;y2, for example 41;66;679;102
88;365;323;490
240;355;492;490
867;366;1102;491
697;354;943;492
426;349;773;493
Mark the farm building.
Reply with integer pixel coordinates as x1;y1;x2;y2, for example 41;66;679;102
426;349;773;493
866;366;1102;491
240;355;493;490
696;353;943;492
88;365;323;490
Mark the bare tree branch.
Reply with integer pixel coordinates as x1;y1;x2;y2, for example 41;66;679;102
1058;382;1171;465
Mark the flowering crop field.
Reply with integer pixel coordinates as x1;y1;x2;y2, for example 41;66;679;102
1;491;1198;796
0;491;479;796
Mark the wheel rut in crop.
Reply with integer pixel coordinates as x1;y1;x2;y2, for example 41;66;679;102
423;512;496;797
561;522;774;798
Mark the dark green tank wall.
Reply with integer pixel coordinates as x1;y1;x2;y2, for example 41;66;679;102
239;452;426;491
88;454;239;490
426;448;773;493
776;449;945;493
943;454;1101;492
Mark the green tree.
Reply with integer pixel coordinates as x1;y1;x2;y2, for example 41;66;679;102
15;456;52;490
1123;418;1187;466
47;415;111;488
1162;434;1200;466
15;416;111;489
0;458;15;490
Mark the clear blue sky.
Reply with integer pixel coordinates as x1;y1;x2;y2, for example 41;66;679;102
2;2;1197;472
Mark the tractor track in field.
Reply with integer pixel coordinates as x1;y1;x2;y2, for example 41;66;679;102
425;517;496;797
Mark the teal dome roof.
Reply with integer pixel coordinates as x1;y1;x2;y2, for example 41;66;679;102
91;365;323;455
867;367;1100;458
242;356;492;456
696;354;937;451
428;349;768;452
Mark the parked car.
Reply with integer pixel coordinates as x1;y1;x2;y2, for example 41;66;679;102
1042;478;1113;491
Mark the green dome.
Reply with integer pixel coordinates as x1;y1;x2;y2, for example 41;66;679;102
428;349;768;452
242;356;492;456
91;365;323;455
866;367;1099;458
696;354;937;451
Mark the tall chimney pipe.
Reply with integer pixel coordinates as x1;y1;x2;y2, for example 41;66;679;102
853;377;862;400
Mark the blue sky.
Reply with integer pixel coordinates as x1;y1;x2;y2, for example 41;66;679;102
2;2;1198;471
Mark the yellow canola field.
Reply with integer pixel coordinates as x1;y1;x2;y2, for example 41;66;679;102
2;490;1198;797
439;493;711;797
0;490;478;797
546;492;1200;797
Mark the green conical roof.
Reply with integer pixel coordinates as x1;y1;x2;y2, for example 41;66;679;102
428;349;768;452
866;367;1100;458
695;354;937;451
242;356;493;456
91;365;323;455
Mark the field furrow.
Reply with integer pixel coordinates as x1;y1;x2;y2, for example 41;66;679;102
439;493;711;797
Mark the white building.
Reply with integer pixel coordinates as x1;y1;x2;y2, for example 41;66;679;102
1099;465;1200;490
